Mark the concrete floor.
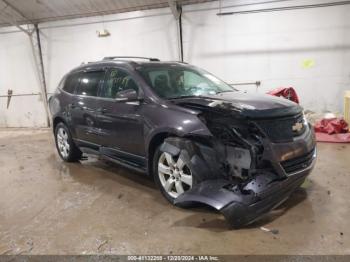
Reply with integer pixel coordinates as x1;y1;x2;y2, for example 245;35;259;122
0;128;349;255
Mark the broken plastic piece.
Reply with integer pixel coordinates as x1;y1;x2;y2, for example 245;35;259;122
260;226;279;234
174;167;312;228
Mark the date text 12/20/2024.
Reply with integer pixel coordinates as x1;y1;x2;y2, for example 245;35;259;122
127;256;220;261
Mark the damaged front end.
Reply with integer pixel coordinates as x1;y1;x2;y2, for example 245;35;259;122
162;108;316;228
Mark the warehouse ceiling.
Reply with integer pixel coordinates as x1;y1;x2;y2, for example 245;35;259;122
0;0;215;27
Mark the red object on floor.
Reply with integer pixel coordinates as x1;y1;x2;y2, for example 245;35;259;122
315;132;350;143
266;87;299;104
314;118;348;134
314;118;350;143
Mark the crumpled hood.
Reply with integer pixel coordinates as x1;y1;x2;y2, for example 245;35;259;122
172;91;302;118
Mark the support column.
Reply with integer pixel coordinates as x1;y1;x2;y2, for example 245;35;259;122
28;25;50;127
178;6;183;62
168;0;184;62
0;0;50;127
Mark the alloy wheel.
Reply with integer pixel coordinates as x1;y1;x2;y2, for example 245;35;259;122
158;152;193;198
56;127;70;159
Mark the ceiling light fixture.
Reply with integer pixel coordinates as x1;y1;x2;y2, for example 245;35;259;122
97;29;111;37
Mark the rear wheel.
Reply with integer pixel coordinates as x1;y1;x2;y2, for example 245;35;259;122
153;140;194;204
54;122;82;162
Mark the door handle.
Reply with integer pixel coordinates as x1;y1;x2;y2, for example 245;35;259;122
97;107;108;114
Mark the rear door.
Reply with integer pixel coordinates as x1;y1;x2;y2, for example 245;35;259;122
96;67;146;167
60;72;80;138
70;69;106;149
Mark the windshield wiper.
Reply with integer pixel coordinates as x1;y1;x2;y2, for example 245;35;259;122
216;90;235;94
167;95;203;100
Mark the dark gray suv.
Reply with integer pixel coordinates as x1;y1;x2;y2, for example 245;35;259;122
49;56;316;228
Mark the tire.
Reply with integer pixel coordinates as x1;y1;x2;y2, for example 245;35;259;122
153;138;197;204
54;122;82;162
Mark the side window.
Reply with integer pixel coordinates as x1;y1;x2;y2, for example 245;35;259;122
76;71;105;97
102;69;139;99
62;73;80;94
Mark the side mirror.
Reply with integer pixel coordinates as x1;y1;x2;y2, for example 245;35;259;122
115;89;139;101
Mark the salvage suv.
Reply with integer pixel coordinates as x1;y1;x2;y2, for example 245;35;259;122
49;56;316;228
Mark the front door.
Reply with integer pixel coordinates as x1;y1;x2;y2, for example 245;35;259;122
96;68;145;167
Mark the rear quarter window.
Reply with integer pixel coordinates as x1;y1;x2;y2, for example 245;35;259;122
62;73;80;94
76;71;105;97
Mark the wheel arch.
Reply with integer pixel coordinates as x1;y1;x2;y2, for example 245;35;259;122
147;132;176;176
146;130;214;177
53;116;67;132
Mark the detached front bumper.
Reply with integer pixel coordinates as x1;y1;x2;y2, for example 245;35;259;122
174;147;316;228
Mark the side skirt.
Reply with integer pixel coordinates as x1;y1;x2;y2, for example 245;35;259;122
74;139;148;174
100;154;146;174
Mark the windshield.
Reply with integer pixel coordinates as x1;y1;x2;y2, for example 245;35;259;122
138;65;235;99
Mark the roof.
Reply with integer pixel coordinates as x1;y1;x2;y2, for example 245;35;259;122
0;0;214;27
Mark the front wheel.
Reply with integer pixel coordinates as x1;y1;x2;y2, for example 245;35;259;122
153;140;195;204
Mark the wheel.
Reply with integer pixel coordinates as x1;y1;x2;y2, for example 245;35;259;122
54;122;82;162
153;140;195;204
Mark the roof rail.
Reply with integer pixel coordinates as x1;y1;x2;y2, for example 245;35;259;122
103;56;160;62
